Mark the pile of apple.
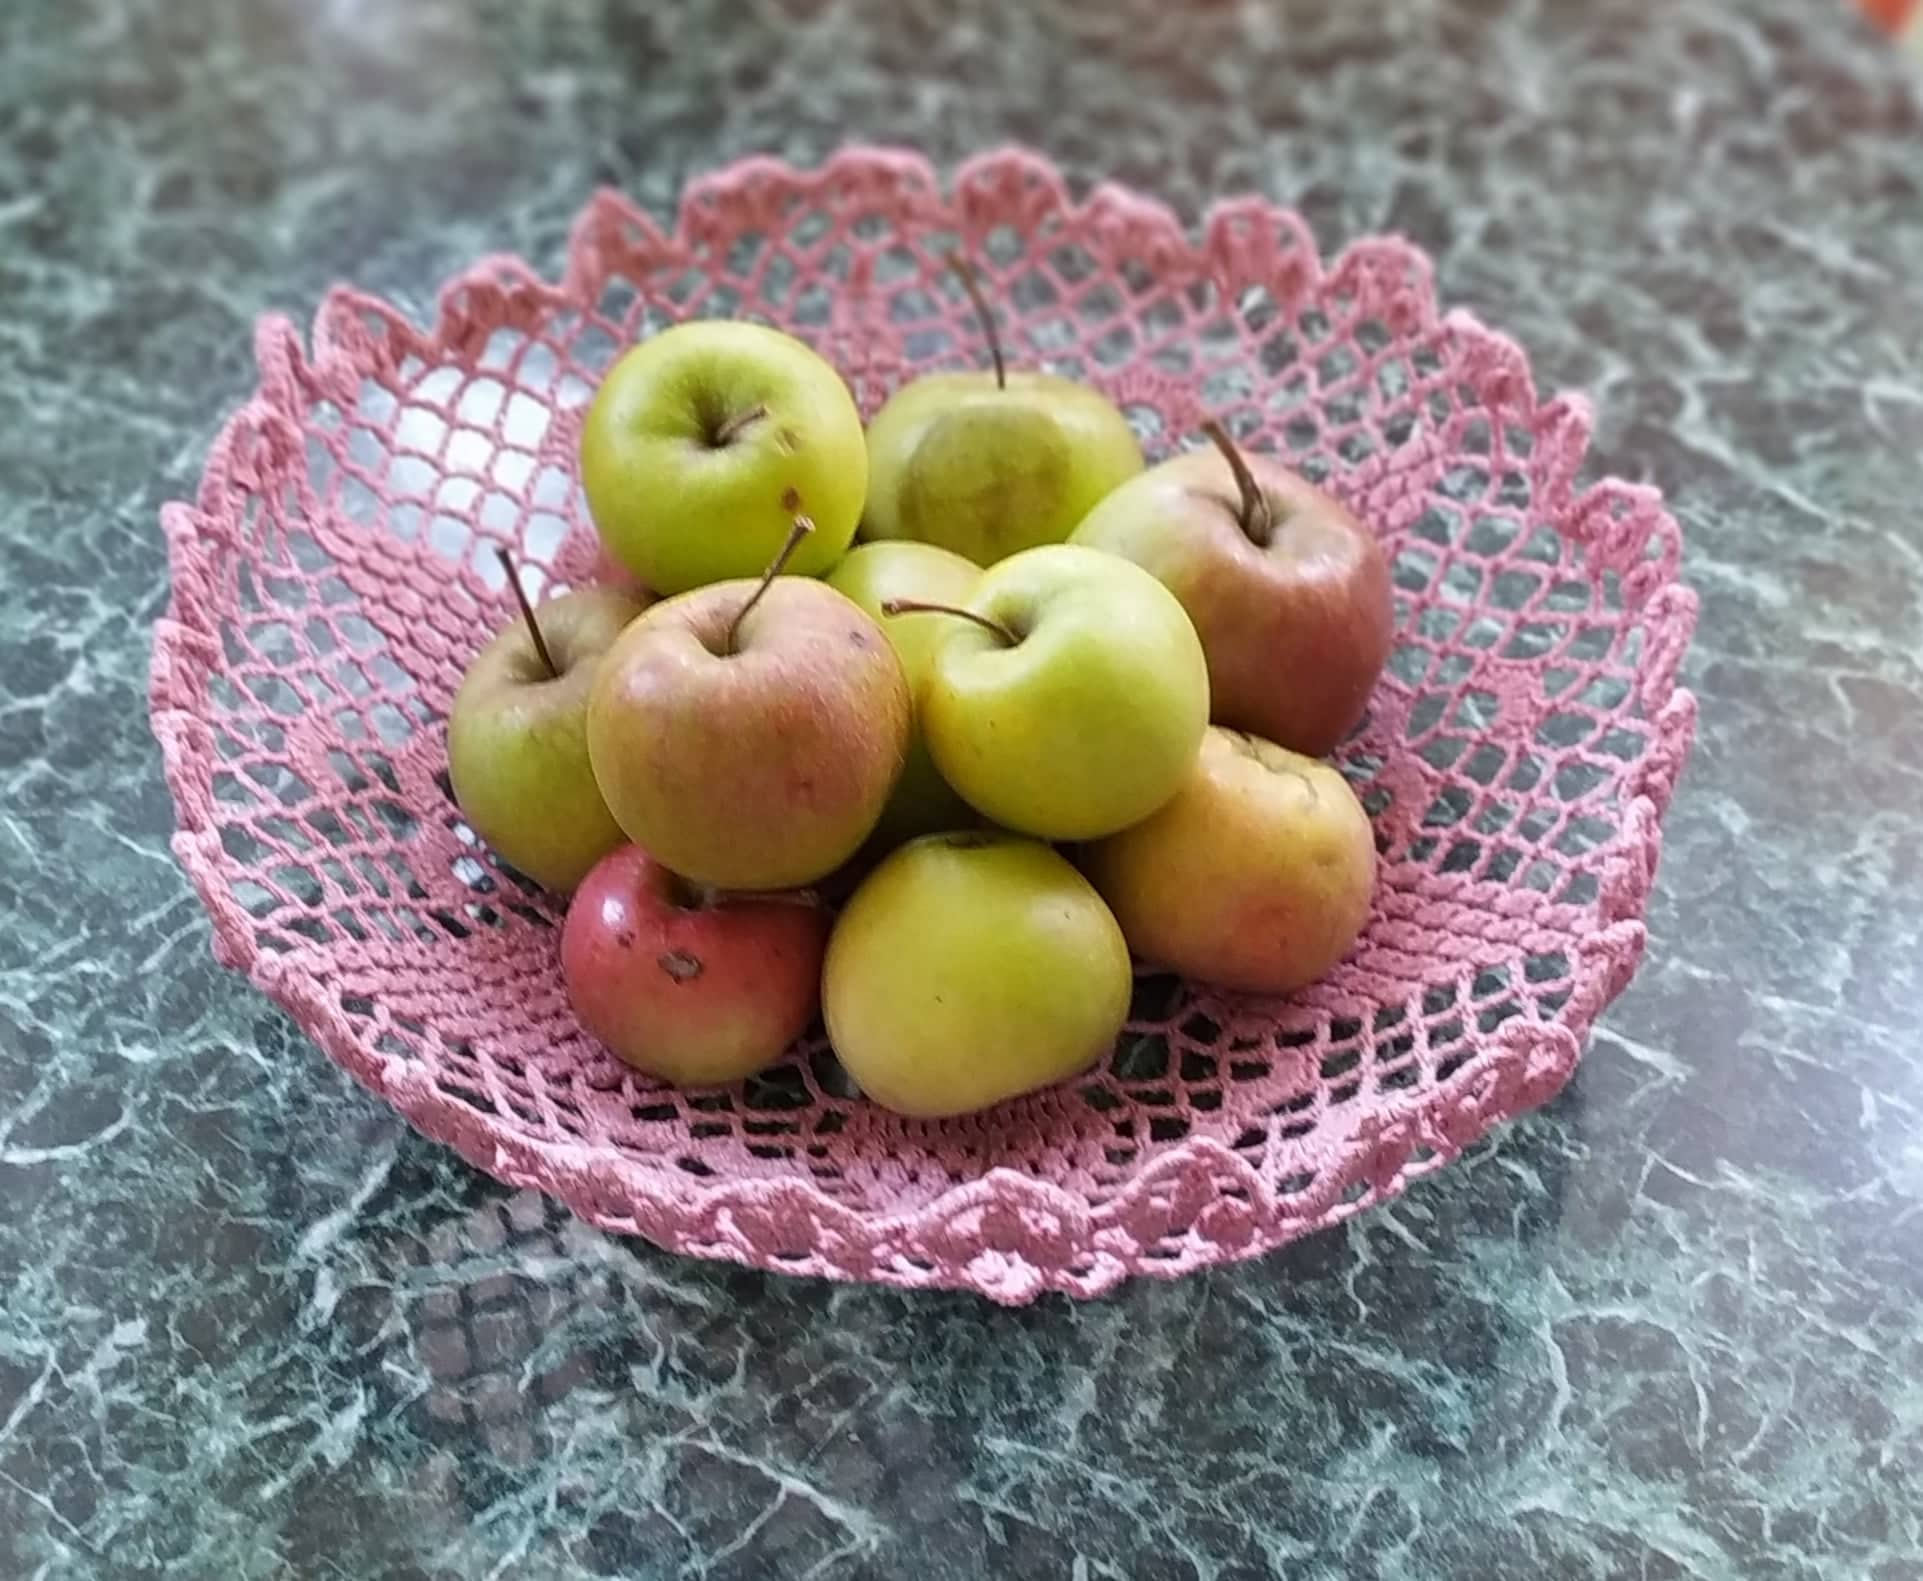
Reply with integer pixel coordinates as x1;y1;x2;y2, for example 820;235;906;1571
447;262;1392;1120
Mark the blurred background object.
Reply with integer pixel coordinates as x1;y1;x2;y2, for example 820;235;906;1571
1861;0;1923;56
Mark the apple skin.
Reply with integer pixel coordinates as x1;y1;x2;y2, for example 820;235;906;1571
561;845;829;1086
586;578;910;891
446;586;650;892
825;541;981;848
1080;727;1376;995
822;832;1132;1119
580;321;867;595
861;372;1143;565
915;544;1210;841
589;537;653;598
1071;446;1393;757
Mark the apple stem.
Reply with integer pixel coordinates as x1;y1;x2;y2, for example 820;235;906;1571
724;513;815;655
947;251;1006;391
495;546;558;680
1199;419;1275;549
699;884;825;911
880;597;1018;647
711;403;767;447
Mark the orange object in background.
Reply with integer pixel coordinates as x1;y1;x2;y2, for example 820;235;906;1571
1862;0;1918;33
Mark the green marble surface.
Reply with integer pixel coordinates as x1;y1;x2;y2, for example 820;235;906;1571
4;0;1922;1575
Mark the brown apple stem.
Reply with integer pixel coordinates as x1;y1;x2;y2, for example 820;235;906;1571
880;597;1018;647
701;885;825;911
495;546;558;679
1199;419;1275;549
711;403;768;446
947;251;1006;391
724;513;815;655
673;876;823;912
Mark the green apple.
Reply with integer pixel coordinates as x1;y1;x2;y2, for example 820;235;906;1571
1072;422;1394;757
580;320;867;596
447;565;649;892
892;544;1209;841
586;522;911;890
859;257;1143;565
822;832;1131;1118
825;541;981;848
1082;727;1376;995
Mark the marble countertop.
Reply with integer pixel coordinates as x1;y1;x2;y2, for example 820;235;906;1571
4;0;1921;1575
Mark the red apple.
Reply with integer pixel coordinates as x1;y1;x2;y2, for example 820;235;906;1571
1081;726;1376;996
585;518;911;890
561;845;829;1086
1071;423;1392;758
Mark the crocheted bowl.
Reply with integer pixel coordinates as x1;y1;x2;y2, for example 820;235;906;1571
151;148;1697;1304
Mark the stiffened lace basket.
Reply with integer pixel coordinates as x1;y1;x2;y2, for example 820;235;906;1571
151;148;1698;1303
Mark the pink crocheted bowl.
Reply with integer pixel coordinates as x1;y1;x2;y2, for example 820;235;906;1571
150;148;1697;1304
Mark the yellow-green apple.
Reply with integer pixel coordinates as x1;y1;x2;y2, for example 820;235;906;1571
889;543;1209;841
446;556;649;892
580;321;866;595
825;541;980;848
1071;422;1393;757
586;521;910;890
1081;726;1376;995
561;844;828;1086
822;832;1131;1118
860;255;1142;565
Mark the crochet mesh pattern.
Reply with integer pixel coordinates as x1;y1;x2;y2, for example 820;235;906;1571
151;148;1698;1303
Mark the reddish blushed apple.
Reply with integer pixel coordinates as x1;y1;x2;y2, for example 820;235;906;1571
561;845;829;1086
1080;726;1376;996
1072;422;1393;758
586;518;912;890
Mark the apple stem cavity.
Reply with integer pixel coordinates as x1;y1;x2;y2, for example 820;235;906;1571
495;546;559;680
723;513;815;656
711;403;768;447
947;251;1006;391
664;872;706;910
880;597;1018;648
1199;420;1275;549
